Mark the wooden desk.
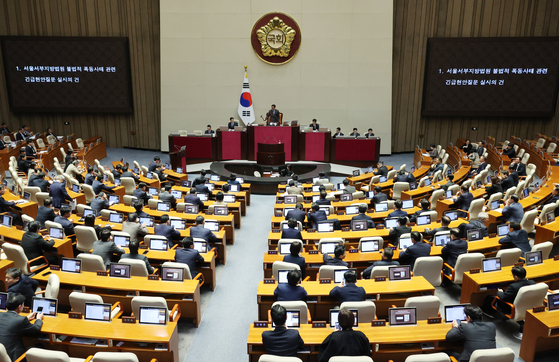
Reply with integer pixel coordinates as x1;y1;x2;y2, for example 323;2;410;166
211;181;251;206
256;277;435;321
347;166;395;189
534;217;559;245
171;185;248;216
401;167;471;203
358;166;430;194
3;190;38;219
0;226;74;259
414;148;432;167
436;188;486;219
33;269;202;326
520;310;559;362
445;145;470;168
23;312;179;362
247;322;457;362
460;259;559;305
0;260;15;291
163;169;188;184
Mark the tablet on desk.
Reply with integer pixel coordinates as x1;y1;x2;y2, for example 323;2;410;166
334;268;356;283
330;309;358;329
389;266;411;280
525;251;543;266
157;202;171;212
236;177;244;184
171;190;182;199
401;200;414;209
210;175;220;182
416;215;431;226
320;242;338;254
444;304;468;323
284;195;297;204
366;191;375;199
375;203;388;212
197;193;209;201
0;292;7;310
182;180;191;187
279;243;292;255
277;270;290;284
84;302;111;322
398;237;413;250
388;307;416;326
148;187;158;195
61;258;82;273
482;257;501;273
312;185;320;192
345;206;359;215
490;200;500;210
204;220;220;232
283;208;294;217
385;218;398;229
149;238;168;251
109;212;124;223
282;223;299;230
72;184;80;193
193;240;208;253
360;239;379;252
161;267;184;282
319;206;330;216
139;216;154;227
83;209;96;219
49;226;64;239
32;297;58;317
548;293;559;311
114;179;121;186
113;235;130;248
0;214;12;227
379;176;388;183
340;193;353;202
424;179;431;186
207;184;215;192
467;229;483;242
444;210;458;221
139;306;167;325
109;263;131;278
337;183;346;190
545;211;555;225
146;172;153;180
176;167;183;174
317;222;334;233
229;184;240;192
272;310;300;328
445;190;453;199
170;219;186;230
213;206;228;215
184;205;199;214
351;220;368;231
223;194;236;203
497;224;509;237
434;233;451;247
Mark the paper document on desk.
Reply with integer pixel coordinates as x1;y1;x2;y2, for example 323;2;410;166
38;150;48;154
70;337;98;345
493;208;503;213
422;153;430;157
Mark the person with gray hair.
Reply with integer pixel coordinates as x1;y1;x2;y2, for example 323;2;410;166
66;159;84;183
465;212;489;237
49;175;73;208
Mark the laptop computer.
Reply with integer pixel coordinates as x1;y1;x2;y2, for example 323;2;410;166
61;258;81;273
312;185;321;192
424;179;431;186
319;206;331;216
525;250;543;266
434;233;451;246
360;239;379;252
272;310;300;328
444;304;468;323
320;242;338;254
548;293;559;311
497;224;509;237
388;307;417;326
482;257;502;272
114;179;121;187
161;267;184;281
148;187;158;195
171;190;182;199
545;211;555;225
139;306;167;325
366;191;375;199
490;200;500;210
72;184;80;193
139;216;154;227
445;190;453;199
379;176;387;183
83;208;96;218
317;222;334;233
375;203;388;212
345;206;359;215
1;215;12;227
84;302;112;322
330;309;358;328
182;180;191;187
353;170;360;177
235;177;244;184
170;219;186;230
109;263;131;278
416;215;431;226
146;172;153;180
184;205;199;214
176;167;183;174
340;193;353;202
109;195;120;204
399;237;413;250
334;268;357;283
213;206;228;215
467;229;483;242
444;210;458;221
49;226;64;239
157;202;171;212
282;223;299;230
223;194;236;203
32;297;58;317
196;193;209;201
389;266;411;280
284;195;297;204
193;240;209;253
229;184;240;192
401;200;414;209
0;292;7;310
210;175;220;181
279;243;293;255
312;195;320;202
337;183;346;190
109;212;124;223
149;238;168;251
351;220;368;231
204;220;219;232
277;270;290;284
113;235;130;248
385;218;399;229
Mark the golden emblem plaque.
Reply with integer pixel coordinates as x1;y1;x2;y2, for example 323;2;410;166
251;13;302;65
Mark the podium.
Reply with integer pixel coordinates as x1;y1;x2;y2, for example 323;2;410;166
257;143;285;165
169;146;186;170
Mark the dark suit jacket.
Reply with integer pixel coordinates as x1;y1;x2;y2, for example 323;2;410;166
120;253;154;274
500;176;515;191
195;184;210;194
283;254;307;279
315;198;331;206
545;194;559;217
424;225;451;237
351;213;375;228
84;173;95;185
17;155;30;174
309;123;320;130
121;171;139;181
228;121;239;130
153;224;181;246
329;283;366;304
503;148;516;158
502;202;524;222
497;279;536;303
90;196;109;214
286;209;306;223
0;311;44;361
189;224;217;243
499;229;531;255
461;143;472;154
453;192;473;211
133;189;151;205
441;238;468;268
54;215;75;236
477;146;486;156
387;209;407;219
398;242;431;269
441;181;454;192
92;180;114;195
0;139;6;150
281;227;302;240
148;163;159;172
7;275;39;307
388;225;412;246
267;109;280;123
465;220;488;237
21;231;55;264
476;162;487;173
36;206;56;228
92;240;124;268
262;326;304;357
317;329;370;362
184;194;205;210
374;166;388;176
274;284;307;301
15;131;26;141
323;254;348;267
49;182;72;208
25;145;36;158
445;321;496;362
372;192;388;204
513;162;527;177
175;247;204;276
362;260;400;279
0;196;16;213
308;210;327;229
510;171;519;186
159;191;176;208
112;169;121;180
204;130;215;135
30;178;50;192
332;132;344;138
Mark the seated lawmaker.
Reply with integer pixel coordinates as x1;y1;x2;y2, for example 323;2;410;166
148;156;162;172
286;203;306;224
5;267;39;307
308;203;327;229
365;128;375;138
36;197;56;228
441;228;468;270
266;104;281;124
133;182;152;205
328;271;366;304
351;204;374;229
54;207;75;236
283;242;306;279
286;180;303;195
185;188;205;211
281;218;302;240
388;216;411;247
262;304;304;357
158;184;176;209
132;200;150;218
154;214;182;247
498;221;531;256
228;117;238;130
349;128;360;137
120;239;155;274
92;228;125;268
501;194;524;222
342;179;356;194
451;185;473;217
190;215;217;244
122;212;148;243
441;173;455;192
361;248;399;279
484;176;503;200
387;200;407;218
371;186;388;205
205;125;214;135
228;173;240;185
274;270;307;301
410;198;430;223
84;165;97;185
323;245;348;267
21;220;57;266
374;161;388;176
317;308;370;362
0;122;10;134
309;118;319;131
316;190;331;206
424;215;451;237
502;143;516;158
398;231;430;269
332;127;344;138
175;237;204;276
461;139;473;154
120;165;140;182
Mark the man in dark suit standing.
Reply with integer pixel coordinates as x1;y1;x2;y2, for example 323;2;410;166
49;175;73;208
21;221;57;265
499;170;515;192
228;117;239;130
329;271;366;304
307;203;327;229
5;268;39;307
441;228;468;270
351;204;375;229
174;237;204;276
262;304;304;357
154;214;181;247
501;195;524;222
373;161;388;176
190;215;217;244
0;293;44;361
498;221;531;256
281;218;302;240
274;270;307;301
398;231;431;269
452;185;473;217
266;105;280;124
184;188;205;211
36;198;56;229
133;182;151;206
54;207;75;237
445;305;496;362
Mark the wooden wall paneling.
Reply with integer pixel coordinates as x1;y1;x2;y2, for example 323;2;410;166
0;0;160;152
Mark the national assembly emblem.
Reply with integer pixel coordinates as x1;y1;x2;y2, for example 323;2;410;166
251;13;302;65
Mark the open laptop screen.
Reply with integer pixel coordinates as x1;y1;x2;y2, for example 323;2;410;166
334;268;356;283
184;205;199;214
345;206;359;215
196;193;209;201
375;203;388;212
161;267;184;281
444;210;458;221
1;215;12;227
320;206;330;216
223;194;236;203
148;187;158;195
49;227;64;239
416;215;431;226
330;309;358;328
61;258;81;273
548;293;559;311
389;307;417;326
389;266;411;280
525;251;543;266
482;257;501;272
351;220;368;231
171;190;182;199
273;310;300;328
204;221;219;232
170;219;186;230
83;208;96;218
109;263;131;278
320;242;338;254
340;193;353;202
497;224;509;237
32;297;58;317
434;233;451;247
401;200;414;209
360;240;379;252
445;304;468;323
84;302;111;322
157;202;171;212
385;218;398;229
0;292;6;310
279;243;292;255
277;270;289;284
284;195;297;204
139;216;154;227
398;237;413;250
109;213;124;223
467;229;483;242
113;235;130;248
317;222;334;233
72;184;80;193
194;240;209;253
229;184;240;192
213;206;228;215
149;238;168;251
139;306;167;325
109;195;120;204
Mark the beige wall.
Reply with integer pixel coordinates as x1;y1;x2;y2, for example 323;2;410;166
160;0;393;153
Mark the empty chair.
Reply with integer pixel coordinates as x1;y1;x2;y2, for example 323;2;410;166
121;177;136;195
258;356;302;362
405;295;441;320
429;190;445;210
123;195;138;206
496;248;522;267
271;301;310;324
2;243;48;274
272;261;301;281
486;192;503;206
91;352;139;362
81;184;95;203
141;166;149;177
521;152;530;165
74;226;98;252
405;353;449;362
25;348;86;362
130;296;169;321
546;142;557;153
318;265;348;280
531;241;553;259
517;148;525;159
76;138;85;149
520;208;538;234
178;130;188;136
469;347;515;362
535;138;546;149
539;203;556;219
77;254;106;272
514;181;526;198
21;214;34;225
23;186;41;202
432;170;442;183
35;273;60;299
386;169;396;180
352;191;364;199
340;301;376;323
369;266;390;279
391;182;410;200
148;199;162;208
412;256;443;286
466;199;485;220
443;253;484;284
